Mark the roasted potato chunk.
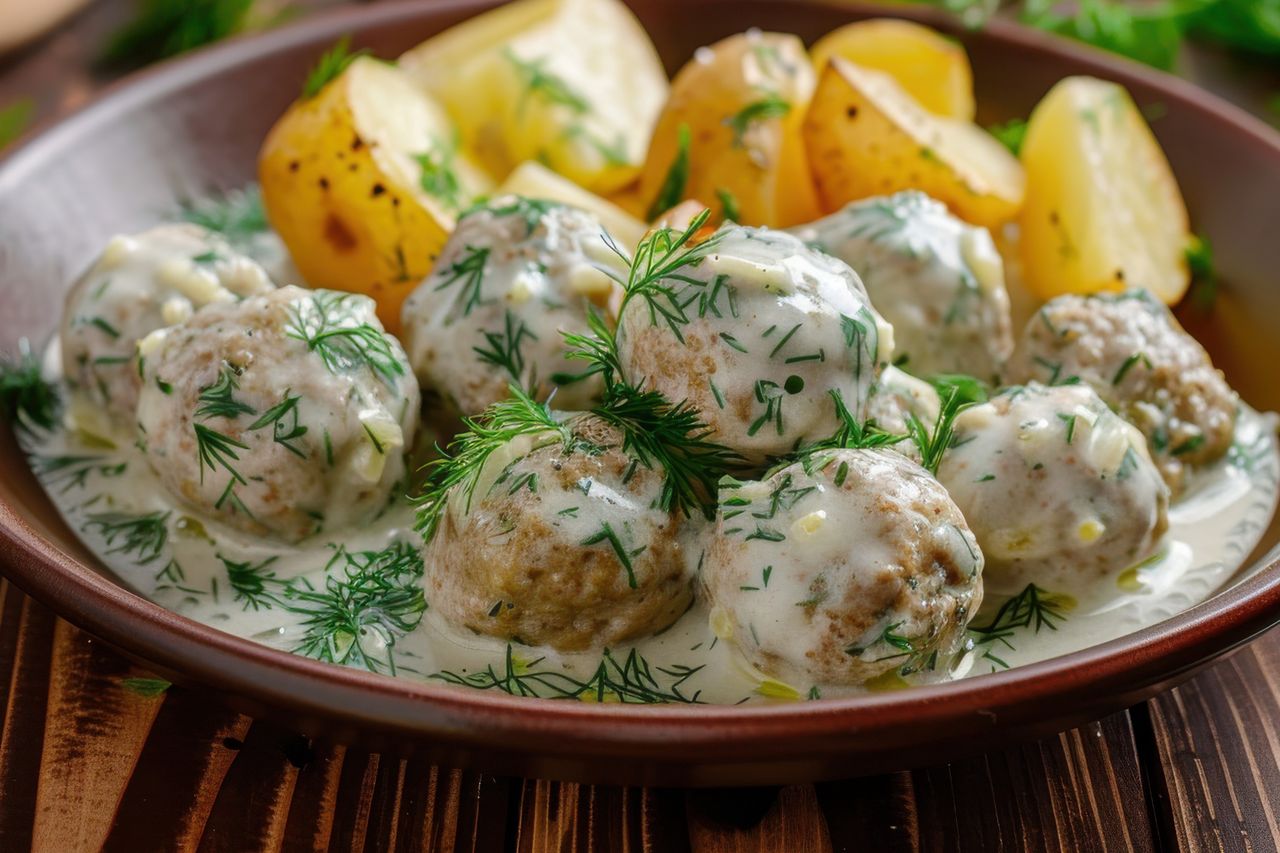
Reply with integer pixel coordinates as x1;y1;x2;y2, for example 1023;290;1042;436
399;0;667;193
497;161;647;249
803;58;1024;229
1018;76;1190;304
258;56;490;332
636;31;822;228
810;19;975;120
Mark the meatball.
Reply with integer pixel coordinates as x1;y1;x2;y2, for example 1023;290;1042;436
617;225;893;465
1006;289;1237;493
61;224;275;425
401;196;626;415
136;286;419;542
937;383;1169;591
792;192;1013;381
865;365;941;434
703;448;983;687
425;416;692;651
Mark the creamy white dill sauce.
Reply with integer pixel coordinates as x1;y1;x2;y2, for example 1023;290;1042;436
24;330;1280;703
17;213;1280;704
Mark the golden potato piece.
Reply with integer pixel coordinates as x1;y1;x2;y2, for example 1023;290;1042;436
810;19;975;120
1018;76;1190;304
637;31;821;228
258;56;490;332
498;161;647;249
399;0;667;193
803;58;1024;229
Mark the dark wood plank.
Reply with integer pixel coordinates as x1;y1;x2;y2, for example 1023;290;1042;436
908;711;1155;852
1146;633;1280;853
197;720;303;852
0;586;56;850
686;784;832;852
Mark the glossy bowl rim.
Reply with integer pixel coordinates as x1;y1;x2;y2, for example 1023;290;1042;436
2;0;1280;767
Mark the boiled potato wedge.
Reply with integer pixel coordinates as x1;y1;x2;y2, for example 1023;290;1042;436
259;56;490;332
399;0;667;193
498;161;647;249
810;19;975;120
1019;76;1190;303
637;32;821;228
803;58;1024;229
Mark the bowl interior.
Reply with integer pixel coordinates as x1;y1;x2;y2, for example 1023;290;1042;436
2;0;1280;783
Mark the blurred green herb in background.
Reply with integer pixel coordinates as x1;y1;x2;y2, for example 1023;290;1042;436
99;0;295;70
920;0;1280;70
0;99;34;148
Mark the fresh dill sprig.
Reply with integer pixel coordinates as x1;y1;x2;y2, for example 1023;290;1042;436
905;386;973;475
969;583;1073;669
473;310;538;384
181;186;268;243
431;644;704;703
286;541;426;675
724;94;792;148
504;49;591;115
930;373;990;405
98;0;255;70
415;136;464;211
800;390;904;463
194;423;248;488
1186;233;1217;310
302;36;370;99
432;245;491;318
195;362;256;420
220;553;282;611
32;454;127;493
83;510;171;565
988;117;1028;155
646;123;692;221
285;291;405;387
247;393;307;458
415;387;569;543
0;338;60;435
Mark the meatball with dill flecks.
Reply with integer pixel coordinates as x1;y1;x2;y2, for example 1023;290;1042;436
792;191;1013;382
702;447;983;688
616;224;894;466
937;382;1169;591
400;196;627;415
1006;289;1237;494
136;286;419;543
61;224;275;430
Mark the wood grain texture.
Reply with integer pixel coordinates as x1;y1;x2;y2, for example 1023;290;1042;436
4;1;1280;850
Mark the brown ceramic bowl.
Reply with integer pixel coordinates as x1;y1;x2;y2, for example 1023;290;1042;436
2;0;1280;787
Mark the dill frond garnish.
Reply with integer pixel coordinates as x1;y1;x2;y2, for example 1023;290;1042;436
415;387;569;543
473;310;538;384
504;49;591;116
969;583;1073;670
286;541;426;675
32;454;127;493
83;510;171;565
247;393;308;458
724;94;792;148
302;36;370;100
646;123;692;221
181;186;268;242
414;136;464;212
432;245;491;318
432;644;704;703
905;386;974;476
0;338;59;435
285;291;405;387
220;553;282;611
195;362;255;420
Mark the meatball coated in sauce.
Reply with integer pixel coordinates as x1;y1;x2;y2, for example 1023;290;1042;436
617;226;893;465
703;449;983;687
865;365;941;435
1007;290;1237;493
425;417;692;651
136;286;419;543
400;197;626;415
61;224;275;426
937;383;1169;591
792;192;1013;381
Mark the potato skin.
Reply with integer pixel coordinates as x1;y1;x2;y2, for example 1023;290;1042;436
803;58;1024;229
1017;76;1190;304
258;58;485;333
636;31;822;228
810;19;975;120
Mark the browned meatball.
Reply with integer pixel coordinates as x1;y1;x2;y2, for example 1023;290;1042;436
702;448;982;687
425;417;693;651
1007;289;1236;493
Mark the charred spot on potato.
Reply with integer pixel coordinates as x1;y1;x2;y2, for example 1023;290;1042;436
288;160;300;173
846;105;858;119
323;213;357;252
371;183;386;198
318;177;330;191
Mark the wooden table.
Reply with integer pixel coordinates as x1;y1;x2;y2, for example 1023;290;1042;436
4;2;1280;850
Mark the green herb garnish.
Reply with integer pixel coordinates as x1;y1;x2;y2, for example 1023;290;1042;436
285;291;405;387
646;123;692;221
0;339;59;435
724;94;791;148
302;36;370;99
